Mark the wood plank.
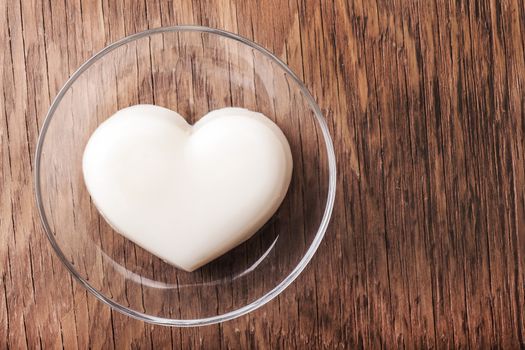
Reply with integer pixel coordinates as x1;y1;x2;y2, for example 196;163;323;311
1;0;524;348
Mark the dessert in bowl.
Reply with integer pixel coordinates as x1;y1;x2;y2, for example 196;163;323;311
35;26;336;326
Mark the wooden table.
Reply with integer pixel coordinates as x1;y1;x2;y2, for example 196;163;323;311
2;0;525;348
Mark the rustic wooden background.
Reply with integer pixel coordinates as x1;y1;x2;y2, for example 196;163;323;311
1;0;525;348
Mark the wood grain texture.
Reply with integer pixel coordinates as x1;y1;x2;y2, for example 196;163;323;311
1;0;525;348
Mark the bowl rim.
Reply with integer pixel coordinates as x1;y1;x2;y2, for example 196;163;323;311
34;25;337;326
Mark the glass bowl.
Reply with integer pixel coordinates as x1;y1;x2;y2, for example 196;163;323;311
35;26;336;326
